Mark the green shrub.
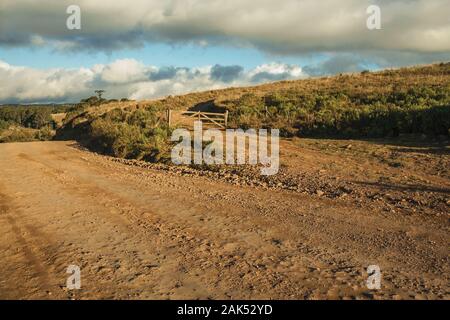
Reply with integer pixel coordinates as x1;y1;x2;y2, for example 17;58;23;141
0;119;10;130
35;126;55;141
87;107;172;161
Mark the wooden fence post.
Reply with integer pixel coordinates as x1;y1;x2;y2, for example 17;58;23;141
224;110;229;128
167;109;172;127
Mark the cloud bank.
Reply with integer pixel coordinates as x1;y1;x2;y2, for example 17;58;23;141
0;59;307;103
1;0;449;56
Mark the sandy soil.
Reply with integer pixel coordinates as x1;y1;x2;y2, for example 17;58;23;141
0;140;448;300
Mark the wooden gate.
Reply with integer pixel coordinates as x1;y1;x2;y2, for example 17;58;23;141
167;110;229;129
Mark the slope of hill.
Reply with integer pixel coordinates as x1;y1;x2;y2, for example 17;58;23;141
58;62;450;161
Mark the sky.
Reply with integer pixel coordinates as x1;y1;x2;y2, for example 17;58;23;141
0;0;449;104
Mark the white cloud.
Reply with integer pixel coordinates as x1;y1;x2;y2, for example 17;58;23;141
0;60;94;103
247;63;305;82
99;59;148;84
0;59;308;103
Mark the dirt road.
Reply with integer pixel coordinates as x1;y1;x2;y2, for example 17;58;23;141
0;141;448;299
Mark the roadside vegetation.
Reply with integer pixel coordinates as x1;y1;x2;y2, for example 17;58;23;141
57;100;173;162
88;107;172;161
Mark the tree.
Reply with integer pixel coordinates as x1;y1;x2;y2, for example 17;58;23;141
95;90;105;100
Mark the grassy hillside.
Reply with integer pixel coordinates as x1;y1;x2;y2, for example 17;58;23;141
55;63;450;161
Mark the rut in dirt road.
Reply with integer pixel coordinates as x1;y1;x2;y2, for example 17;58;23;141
0;141;448;299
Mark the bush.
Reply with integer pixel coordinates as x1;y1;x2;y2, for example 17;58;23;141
35;126;55;141
87;107;172;161
0;119;10;130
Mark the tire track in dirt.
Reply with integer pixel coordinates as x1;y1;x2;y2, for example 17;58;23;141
0;190;67;299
